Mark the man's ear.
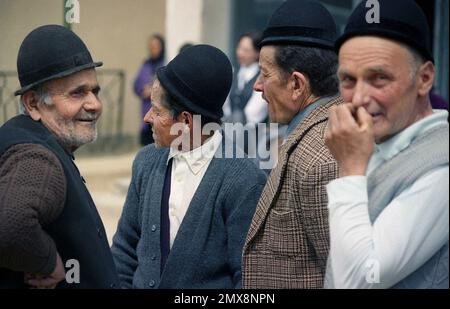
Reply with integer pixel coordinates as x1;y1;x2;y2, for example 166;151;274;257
416;61;435;98
21;91;42;121
179;111;194;130
290;71;309;102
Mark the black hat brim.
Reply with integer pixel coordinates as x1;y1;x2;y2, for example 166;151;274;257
14;61;103;96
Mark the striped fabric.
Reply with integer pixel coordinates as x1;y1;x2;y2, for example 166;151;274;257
243;96;343;289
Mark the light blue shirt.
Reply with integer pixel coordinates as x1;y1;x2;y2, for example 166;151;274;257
286;95;337;137
367;110;449;174
326;110;449;288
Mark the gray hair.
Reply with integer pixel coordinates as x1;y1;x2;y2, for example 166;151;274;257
19;84;53;115
406;46;426;83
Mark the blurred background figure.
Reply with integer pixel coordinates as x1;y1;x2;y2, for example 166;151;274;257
133;34;166;146
223;32;269;159
224;32;268;126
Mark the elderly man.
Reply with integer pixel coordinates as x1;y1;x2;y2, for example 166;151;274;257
111;45;267;289
324;0;448;289
242;0;342;288
0;25;119;288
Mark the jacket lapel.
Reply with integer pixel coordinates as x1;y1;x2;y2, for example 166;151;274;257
244;97;342;248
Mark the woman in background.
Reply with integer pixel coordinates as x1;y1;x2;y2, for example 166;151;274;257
225;32;268;126
133;34;166;146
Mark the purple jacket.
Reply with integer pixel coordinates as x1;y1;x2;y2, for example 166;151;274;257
133;58;165;130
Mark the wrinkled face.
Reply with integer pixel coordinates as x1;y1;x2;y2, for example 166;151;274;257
37;69;102;152
338;36;425;143
236;36;259;67
148;37;163;60
144;79;181;148
254;46;297;125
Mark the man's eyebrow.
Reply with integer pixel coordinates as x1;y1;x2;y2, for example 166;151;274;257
366;66;389;74
337;68;352;77
69;84;101;92
337;67;390;77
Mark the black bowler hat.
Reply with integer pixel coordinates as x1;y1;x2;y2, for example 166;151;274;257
335;0;434;62
156;44;232;120
15;25;102;96
260;0;337;49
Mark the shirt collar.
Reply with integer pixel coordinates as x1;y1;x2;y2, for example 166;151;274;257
286;95;337;137
167;130;222;175
375;110;449;161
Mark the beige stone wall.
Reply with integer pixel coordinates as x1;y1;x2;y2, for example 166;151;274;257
0;0;63;71
0;0;166;138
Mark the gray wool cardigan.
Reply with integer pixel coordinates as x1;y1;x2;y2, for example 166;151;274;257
111;135;267;289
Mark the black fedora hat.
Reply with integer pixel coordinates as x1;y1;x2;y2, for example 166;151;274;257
156;44;232;120
260;0;337;49
15;25;102;96
335;0;434;62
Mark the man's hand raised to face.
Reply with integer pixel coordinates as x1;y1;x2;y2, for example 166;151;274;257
325;103;375;178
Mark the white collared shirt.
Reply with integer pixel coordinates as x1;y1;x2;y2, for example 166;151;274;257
326;110;449;288
166;130;222;248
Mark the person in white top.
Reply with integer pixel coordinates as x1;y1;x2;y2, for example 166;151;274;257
224;32;268;126
324;0;449;289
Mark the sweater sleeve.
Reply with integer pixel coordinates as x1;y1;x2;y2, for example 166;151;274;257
111;152;143;288
0;143;66;276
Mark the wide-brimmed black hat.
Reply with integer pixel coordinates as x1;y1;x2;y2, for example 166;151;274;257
260;0;337;49
156;44;232;120
335;0;434;62
15;25;102;96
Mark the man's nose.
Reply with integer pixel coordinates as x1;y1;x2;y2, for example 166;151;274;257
144;107;154;124
351;81;371;108
84;92;102;113
253;74;263;92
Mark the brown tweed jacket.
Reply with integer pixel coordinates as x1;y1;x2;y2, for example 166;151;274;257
242;96;342;289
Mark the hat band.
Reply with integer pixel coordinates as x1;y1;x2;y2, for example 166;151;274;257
19;51;94;86
262;26;335;43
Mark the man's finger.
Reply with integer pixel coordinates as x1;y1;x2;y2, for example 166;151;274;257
336;104;358;129
356;107;373;130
